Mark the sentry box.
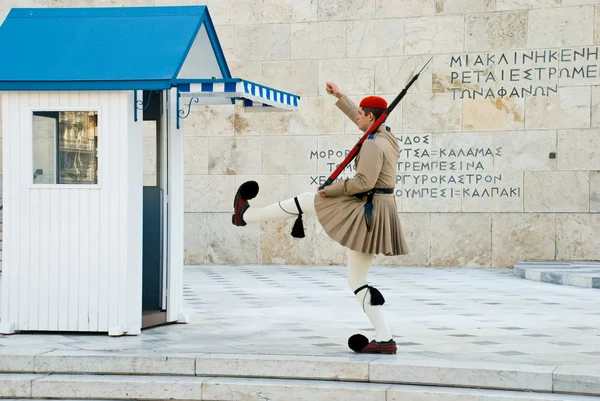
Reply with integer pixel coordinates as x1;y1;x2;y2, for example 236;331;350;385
0;6;299;336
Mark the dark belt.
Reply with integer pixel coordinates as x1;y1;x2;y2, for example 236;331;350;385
354;188;394;232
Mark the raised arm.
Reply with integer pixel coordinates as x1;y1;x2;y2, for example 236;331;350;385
326;82;359;127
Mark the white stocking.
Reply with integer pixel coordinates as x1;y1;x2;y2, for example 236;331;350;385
347;249;393;342
243;192;316;224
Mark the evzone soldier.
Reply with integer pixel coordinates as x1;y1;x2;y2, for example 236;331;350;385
232;82;409;354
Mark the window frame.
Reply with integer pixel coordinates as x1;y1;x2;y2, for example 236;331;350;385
29;106;103;189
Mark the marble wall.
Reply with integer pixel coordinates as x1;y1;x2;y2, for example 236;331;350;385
2;0;600;268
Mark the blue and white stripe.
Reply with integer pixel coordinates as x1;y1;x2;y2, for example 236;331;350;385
178;79;300;110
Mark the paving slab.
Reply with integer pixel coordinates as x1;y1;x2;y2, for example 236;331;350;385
0;265;598;395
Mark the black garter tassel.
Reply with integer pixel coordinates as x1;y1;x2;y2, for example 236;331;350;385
291;197;305;238
369;286;385;306
354;284;386;306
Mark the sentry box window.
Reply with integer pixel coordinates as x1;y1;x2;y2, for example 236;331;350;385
32;111;99;185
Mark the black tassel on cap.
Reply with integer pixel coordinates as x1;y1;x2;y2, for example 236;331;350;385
291;197;305;238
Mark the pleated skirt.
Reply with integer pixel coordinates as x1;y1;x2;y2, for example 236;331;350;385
314;193;409;256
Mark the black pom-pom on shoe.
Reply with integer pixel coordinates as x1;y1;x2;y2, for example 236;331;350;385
232;181;260;227
348;334;369;352
239;181;259;200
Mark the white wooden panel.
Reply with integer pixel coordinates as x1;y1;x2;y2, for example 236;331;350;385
1;90;143;334
48;188;60;330
125;90;143;333
17;92;30;331
167;88;184;323
107;91;121;331
97;90;110;332
38;188;50;330
88;91;101;332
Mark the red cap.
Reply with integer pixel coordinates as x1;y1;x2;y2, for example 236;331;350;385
359;96;387;110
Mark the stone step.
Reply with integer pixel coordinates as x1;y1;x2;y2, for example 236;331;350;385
0;373;598;401
0;352;598;396
514;261;600;289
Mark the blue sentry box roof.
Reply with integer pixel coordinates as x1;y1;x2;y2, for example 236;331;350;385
0;6;230;90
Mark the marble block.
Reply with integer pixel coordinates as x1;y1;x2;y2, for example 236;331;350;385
261;217;317;265
0;353;34;372
184;105;235;137
228;62;263;82
316;135;361;174
430;213;492;267
290;22;346;59
524;172;589;212
400;174;462;213
184;213;208;265
34;351;195;375
185;175;234;213
236;24;290;61
49;0;101;5
431;132;495;170
214;25;235;62
202;377;389;401
318;59;375;96
591;171;600;212
184;137;209;175
262;136;319;174
232;105;291;136
347;19;405;58
461;172;524;213
314;219;349;265
387;384;588;400
493;131;557;171
263;60;318;96
557;129;600;170
403;93;462;133
207;136;262;175
318;0;375;21
596;5;600;44
496;0;560;10
234;174;290;208
262;0;317;23
369;359;554;391
556;214;600;261
491;213;556;268
207;0;263;25
528;6;594;48
374;213;431;266
195;354;368;381
290;96;345;136
0;374;37;397
31;374;207;400
205;213;260;264
434;0;495;14
525;86;591;130
553;364;600;396
405;16;464;55
376;0;436;18
103;0;154;5
375;56;433;95
465;11;528;51
463;97;525;132
593;86;600;128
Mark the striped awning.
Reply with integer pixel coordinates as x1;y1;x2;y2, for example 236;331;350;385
175;78;300;111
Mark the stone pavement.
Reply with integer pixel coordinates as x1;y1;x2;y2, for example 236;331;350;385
0;265;598;364
515;261;600;289
0;265;599;399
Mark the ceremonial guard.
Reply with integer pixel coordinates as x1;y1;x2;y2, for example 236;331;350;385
232;82;409;354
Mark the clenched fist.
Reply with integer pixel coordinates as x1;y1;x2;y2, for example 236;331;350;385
326;82;343;99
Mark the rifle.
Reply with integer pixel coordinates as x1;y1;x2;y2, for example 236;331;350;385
319;58;432;190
